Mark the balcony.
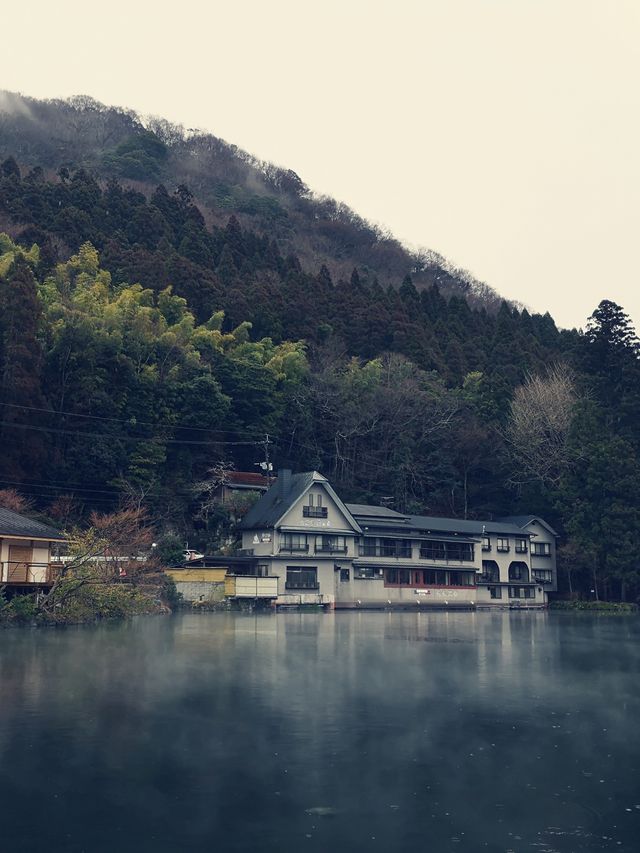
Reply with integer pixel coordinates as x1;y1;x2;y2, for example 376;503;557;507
419;547;474;562
225;575;279;599
279;544;309;554
315;546;348;554
303;506;328;518
533;574;553;585
359;545;412;558
1;562;59;584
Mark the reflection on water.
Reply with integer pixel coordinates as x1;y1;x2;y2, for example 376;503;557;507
0;611;638;852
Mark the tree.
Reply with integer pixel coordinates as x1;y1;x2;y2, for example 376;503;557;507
0;256;46;477
38;507;169;622
505;364;579;487
580;300;640;437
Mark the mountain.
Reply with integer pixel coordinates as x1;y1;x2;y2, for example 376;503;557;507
0;90;503;309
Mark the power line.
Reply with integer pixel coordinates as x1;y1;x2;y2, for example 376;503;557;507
0;420;262;446
0;402;271;438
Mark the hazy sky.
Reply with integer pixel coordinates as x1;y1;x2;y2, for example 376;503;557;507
2;0;639;330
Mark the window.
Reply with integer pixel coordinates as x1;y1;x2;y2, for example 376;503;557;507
489;586;502;599
380;539;412;558
497;538;510;552
340;568;350;583
315;535;347;553
509;586;534;599
303;493;327;518
482;536;491;552
414;569;444;585
281;533;308;552
446;543;474;562
361;538;411;558
286;567;318;589
533;570;553;584
448;571;476;586
354;566;383;579
419;541;474;561
384;568;412;586
531;542;551;556
515;538;528;553
508;563;529;582
359;537;378;557
420;541;446;560
481;561;500;583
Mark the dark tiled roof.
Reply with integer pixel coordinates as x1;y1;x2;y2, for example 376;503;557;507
225;471;273;489
0;507;65;540
408;515;526;536
350;504;532;537
240;471;319;529
347;504;408;519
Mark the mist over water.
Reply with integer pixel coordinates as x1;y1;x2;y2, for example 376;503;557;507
0;612;638;852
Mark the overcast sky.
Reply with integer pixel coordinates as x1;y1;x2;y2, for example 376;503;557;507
2;0;639;330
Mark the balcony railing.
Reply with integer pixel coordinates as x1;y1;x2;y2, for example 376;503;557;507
315;546;348;554
1;562;58;584
419;547;474;562
533;574;553;585
279;544;309;553
358;545;412;558
303;506;328;518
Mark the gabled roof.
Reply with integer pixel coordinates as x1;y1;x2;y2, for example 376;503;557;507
0;507;66;541
240;471;362;533
496;515;559;537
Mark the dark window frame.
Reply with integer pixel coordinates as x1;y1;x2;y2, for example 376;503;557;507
285;566;319;590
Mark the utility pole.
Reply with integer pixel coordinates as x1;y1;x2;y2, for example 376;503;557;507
255;434;274;485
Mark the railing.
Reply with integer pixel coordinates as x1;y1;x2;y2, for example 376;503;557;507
315;546;348;554
533;574;553;585
279;544;309;553
303;506;328;518
358;545;412;558
419;546;474;562
1;562;58;584
478;573;500;583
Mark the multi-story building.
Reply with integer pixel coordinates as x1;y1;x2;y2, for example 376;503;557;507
232;470;557;609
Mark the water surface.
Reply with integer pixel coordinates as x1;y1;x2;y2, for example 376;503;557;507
0;611;638;852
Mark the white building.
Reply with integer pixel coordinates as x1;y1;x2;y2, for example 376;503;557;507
232;470;557;609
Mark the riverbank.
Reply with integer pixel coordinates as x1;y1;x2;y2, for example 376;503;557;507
549;600;638;612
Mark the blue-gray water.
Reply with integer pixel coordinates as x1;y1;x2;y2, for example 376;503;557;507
1;611;639;852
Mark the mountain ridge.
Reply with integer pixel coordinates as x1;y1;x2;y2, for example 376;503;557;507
0;89;513;313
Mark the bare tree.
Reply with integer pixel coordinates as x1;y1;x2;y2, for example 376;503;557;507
505;363;580;487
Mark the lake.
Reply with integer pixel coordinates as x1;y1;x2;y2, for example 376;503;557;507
0;611;638;852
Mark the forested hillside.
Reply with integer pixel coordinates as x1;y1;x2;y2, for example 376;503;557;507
0;90;503;306
0;93;639;601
